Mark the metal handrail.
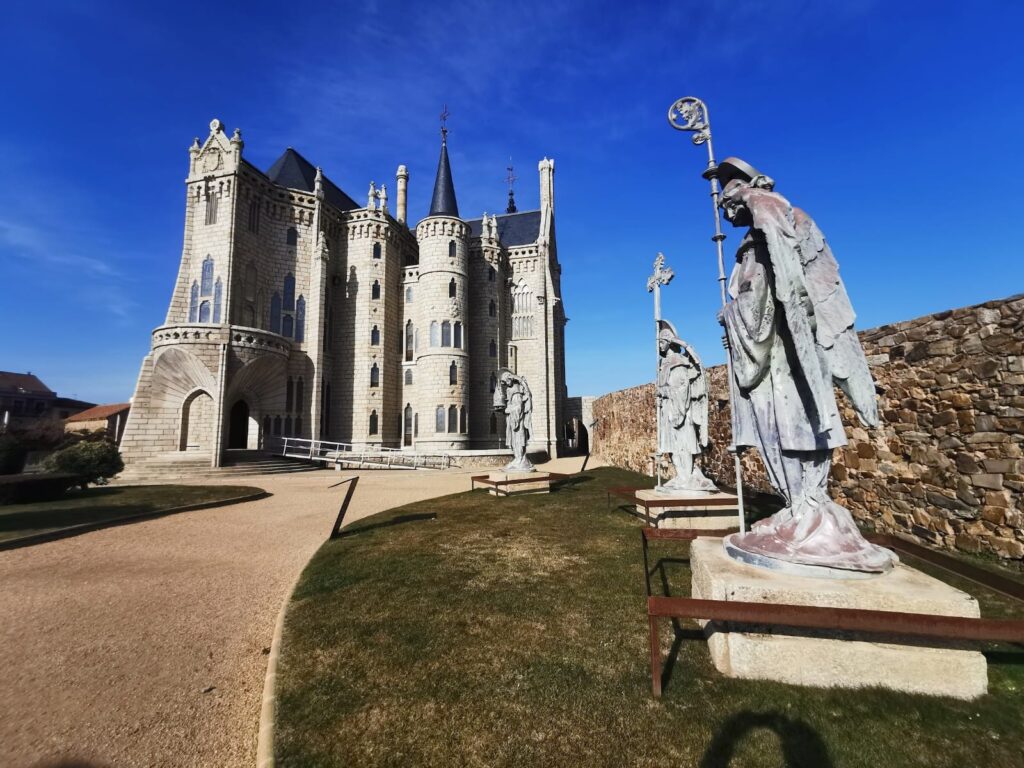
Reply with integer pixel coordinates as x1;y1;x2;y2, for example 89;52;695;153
274;436;452;470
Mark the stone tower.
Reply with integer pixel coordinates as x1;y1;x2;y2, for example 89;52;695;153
412;133;471;450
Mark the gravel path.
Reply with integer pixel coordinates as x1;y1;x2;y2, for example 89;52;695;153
0;457;593;768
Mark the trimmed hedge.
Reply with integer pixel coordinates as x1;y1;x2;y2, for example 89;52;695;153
44;440;124;488
0;473;81;505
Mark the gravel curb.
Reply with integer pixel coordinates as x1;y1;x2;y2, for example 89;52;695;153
0;489;271;552
256;560;305;768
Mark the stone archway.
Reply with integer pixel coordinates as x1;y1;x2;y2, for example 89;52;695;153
179;390;215;452
228;400;251;450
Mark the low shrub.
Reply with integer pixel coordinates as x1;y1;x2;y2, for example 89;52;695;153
0;434;28;475
44;440;124;488
0;473;80;505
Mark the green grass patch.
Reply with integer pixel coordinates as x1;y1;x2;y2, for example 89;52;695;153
0;484;265;543
275;467;1024;768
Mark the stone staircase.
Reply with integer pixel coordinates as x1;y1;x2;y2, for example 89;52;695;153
114;450;320;484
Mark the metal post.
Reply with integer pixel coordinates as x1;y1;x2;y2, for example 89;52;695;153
668;96;746;533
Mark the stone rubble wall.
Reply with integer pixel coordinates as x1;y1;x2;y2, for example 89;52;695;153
592;294;1024;561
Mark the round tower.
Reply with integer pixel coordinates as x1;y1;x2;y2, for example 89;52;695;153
413;132;471;450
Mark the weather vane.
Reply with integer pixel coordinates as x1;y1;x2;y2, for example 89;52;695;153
440;104;450;142
505;158;518;213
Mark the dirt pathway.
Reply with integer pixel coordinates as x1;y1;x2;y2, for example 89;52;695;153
0;456;595;768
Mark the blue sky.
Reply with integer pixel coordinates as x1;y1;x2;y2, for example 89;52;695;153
1;1;1022;403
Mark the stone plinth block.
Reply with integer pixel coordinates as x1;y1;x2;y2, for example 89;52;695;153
635;489;740;530
690;538;988;700
487;471;552;496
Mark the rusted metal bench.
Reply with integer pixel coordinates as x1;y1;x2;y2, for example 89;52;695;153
641;528;1024;698
470;472;568;496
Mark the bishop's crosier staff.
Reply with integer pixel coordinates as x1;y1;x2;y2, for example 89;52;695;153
646;252;674;488
667;95;746;533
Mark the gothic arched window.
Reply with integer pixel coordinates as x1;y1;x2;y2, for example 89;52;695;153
448;278;456;298
262;415;271;440
373;242;382;260
273;415;282;436
405;286;413;303
201;257;214;296
488;266;495;282
189;281;199;322
489;300;496;317
248;198;259;233
490;372;497;393
284;416;293;436
296;378;304;411
295;416;302;436
448;240;456;258
430;321;439;346
369;410;379;435
435;406;445;433
448;405;457;433
405;321;415;361
283;274;295;311
441;321;451;347
449;361;457;385
453;322;462;349
213;278;223;323
372;280;381;300
282;313;294;338
199;300;211;323
286;227;297;246
489;339;497;357
370;363;379;387
371;325;380;346
404;368;413;385
270;293;282;334
459;406;467;434
286;378;294;412
295;296;305;342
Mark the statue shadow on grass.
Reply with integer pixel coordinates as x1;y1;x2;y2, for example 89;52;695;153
336;512;437;538
551;474;595;491
700;711;834;768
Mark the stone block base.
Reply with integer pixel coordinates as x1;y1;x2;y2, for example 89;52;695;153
635;489;740;530
487;471;552;496
690;538;988;699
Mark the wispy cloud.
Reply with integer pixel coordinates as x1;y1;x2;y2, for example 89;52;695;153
0;218;120;277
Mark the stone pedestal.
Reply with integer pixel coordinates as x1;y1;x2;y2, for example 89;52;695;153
690;538;988;699
487;471;552;496
635;489;740;530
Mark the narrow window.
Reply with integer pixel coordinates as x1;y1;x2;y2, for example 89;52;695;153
459;406;467;434
435;406;445;433
262;415;271;439
448;240;456;258
371;325;380;345
490;372;497;393
248;198;260;233
489;339;497;357
273;415;282;435
189;281;199;322
206;191;218;225
282;314;294;338
201;257;214;295
286;227;297;246
448;405;457;433
453;322;462;349
448;278;456;298
284;415;293;436
270;293;282;334
295;416;302;436
430;321;440;347
488;266;495;282
414;412;419;437
295;296;305;342
199;300;211;323
441;321;451;347
489;299;496;317
370;363;379;387
405;286;413;303
296;378;304;411
489;412;497;434
404;368;413;385
405;321;414;361
372;280;381;300
213;279;223;323
286;378;294;412
373;242;382;260
449;361;457;385
244;264;257;300
369;410;379;435
283;274;295;311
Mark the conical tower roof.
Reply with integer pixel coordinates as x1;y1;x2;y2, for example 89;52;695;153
428;138;459;217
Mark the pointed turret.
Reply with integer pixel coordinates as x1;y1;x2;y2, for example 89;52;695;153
428;135;459;217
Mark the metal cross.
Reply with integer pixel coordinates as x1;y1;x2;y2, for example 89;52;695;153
440;104;450;141
647;252;674;322
505;159;517;192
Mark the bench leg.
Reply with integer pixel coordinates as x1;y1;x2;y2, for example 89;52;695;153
649;614;662;698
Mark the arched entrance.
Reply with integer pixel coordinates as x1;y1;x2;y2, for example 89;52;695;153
179;390;214;452
228;400;250;449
